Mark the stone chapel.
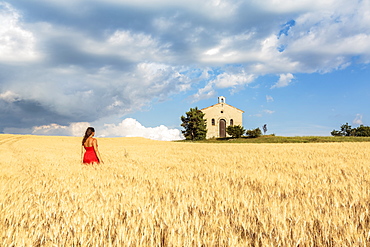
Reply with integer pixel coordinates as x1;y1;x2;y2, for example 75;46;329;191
201;96;244;139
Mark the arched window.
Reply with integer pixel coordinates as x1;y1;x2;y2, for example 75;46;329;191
212;119;215;125
230;119;234;126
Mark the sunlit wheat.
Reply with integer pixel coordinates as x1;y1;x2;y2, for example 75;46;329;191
1;134;370;246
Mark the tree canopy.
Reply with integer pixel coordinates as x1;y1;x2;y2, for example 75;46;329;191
331;123;370;137
180;107;207;140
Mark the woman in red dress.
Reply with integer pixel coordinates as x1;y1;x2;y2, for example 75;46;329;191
82;127;103;164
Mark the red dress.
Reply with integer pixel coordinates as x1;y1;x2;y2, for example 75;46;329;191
83;146;100;164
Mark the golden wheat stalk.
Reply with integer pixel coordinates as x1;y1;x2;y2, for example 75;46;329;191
1;135;370;246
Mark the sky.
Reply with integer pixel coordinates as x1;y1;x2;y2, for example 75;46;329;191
0;0;369;140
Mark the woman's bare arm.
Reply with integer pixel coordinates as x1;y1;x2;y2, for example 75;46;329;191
93;138;104;163
81;145;85;163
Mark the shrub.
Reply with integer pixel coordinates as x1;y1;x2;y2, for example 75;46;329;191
226;125;245;138
246;128;262;138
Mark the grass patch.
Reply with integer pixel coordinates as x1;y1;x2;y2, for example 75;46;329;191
177;135;370;143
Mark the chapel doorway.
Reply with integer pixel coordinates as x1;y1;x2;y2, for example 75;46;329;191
219;119;226;138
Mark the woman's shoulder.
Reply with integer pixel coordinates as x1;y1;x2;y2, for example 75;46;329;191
84;137;96;146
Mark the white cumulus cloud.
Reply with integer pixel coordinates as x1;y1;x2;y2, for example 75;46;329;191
0;2;40;63
31;122;90;136
271;73;294;89
0;90;20;103
263;109;275;114
266;95;274;102
192;69;257;101
100;118;184;141
353;114;363;125
212;71;256;89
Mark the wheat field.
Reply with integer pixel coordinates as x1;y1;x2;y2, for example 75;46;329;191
1;134;370;246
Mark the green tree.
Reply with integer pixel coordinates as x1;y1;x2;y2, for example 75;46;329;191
353;125;370;137
226;125;245;138
246;127;262;138
340;123;353;136
180;107;207;140
330;129;342;136
331;123;358;136
263;124;267;135
331;123;370;137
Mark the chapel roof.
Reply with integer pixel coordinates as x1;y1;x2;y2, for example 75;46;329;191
201;102;244;113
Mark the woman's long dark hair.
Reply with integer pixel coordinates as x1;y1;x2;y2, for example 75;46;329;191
82;127;95;145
